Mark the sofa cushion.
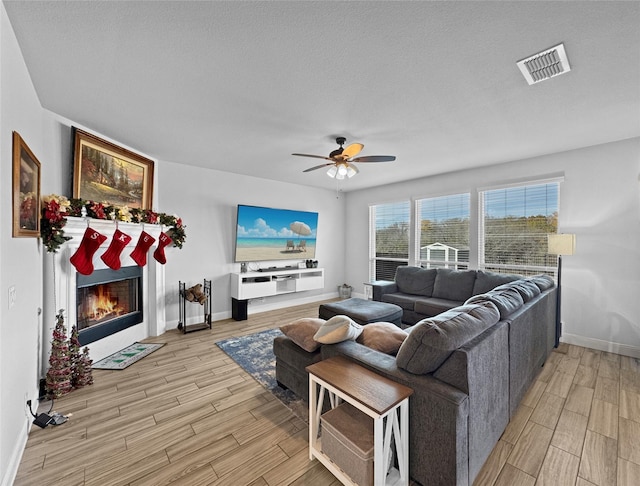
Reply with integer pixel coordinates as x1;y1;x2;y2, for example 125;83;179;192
280;317;325;352
494;279;541;302
356;322;408;355
432;268;477;301
413;297;462;317
472;270;520;296
395;266;437;296
465;287;524;320
528;275;555;291
381;292;418;311
396;301;500;374
314;315;363;344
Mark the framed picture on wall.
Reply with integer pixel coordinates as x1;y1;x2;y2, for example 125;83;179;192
12;131;41;237
72;128;154;209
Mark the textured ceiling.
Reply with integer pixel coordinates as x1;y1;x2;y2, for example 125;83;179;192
4;1;640;192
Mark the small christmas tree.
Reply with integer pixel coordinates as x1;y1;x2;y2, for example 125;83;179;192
74;347;94;387
69;325;81;388
45;310;73;399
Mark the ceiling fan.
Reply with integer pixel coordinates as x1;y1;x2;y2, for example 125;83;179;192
292;137;396;179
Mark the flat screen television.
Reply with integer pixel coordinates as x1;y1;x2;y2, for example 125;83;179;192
234;204;318;262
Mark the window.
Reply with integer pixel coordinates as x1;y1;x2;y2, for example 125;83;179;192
369;201;410;280
416;193;470;269
479;181;559;276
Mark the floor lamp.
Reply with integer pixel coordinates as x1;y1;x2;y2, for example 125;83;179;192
548;234;576;347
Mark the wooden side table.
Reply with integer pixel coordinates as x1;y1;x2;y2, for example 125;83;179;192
306;356;413;486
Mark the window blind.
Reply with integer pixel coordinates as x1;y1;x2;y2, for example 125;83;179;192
369;201;410;280
479;182;559;275
416;193;470;269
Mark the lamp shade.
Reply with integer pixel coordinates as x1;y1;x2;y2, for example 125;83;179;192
548;233;576;255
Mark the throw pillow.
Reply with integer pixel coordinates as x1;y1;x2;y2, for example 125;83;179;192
314;315;363;344
356;322;408;355
280;318;325;352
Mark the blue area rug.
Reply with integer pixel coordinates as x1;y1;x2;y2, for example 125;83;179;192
216;328;307;421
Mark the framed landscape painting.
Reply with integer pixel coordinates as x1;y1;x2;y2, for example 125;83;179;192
12;132;41;237
73;128;154;209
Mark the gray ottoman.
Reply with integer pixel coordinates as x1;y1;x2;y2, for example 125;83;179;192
319;298;403;326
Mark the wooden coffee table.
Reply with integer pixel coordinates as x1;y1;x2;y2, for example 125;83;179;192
306;356;413;486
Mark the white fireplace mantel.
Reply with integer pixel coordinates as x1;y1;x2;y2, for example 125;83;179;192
46;216;167;363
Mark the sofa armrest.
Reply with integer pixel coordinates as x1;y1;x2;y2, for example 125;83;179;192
370;280;398;301
321;340;470;486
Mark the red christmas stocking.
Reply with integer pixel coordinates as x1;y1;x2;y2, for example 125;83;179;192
70;227;107;275
100;229;132;270
153;232;173;264
130;231;156;267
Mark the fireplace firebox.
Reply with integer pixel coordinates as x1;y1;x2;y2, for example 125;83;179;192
76;266;143;346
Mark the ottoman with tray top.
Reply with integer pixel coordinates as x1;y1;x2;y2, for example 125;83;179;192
319;298;403;327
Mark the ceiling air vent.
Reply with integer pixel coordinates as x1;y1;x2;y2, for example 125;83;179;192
517;43;570;85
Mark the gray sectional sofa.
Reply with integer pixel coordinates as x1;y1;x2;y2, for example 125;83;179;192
273;268;557;486
372;266;523;325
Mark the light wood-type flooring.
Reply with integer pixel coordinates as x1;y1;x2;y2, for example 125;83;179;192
14;300;640;485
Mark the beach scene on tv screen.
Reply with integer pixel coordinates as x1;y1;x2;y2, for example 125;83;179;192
235;205;318;262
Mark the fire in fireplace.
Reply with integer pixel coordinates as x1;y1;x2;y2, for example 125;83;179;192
76;266;143;346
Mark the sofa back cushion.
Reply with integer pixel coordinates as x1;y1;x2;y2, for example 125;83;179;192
465;287;524;320
472;270;520;296
396;301;500;374
528;275;555;291
395;266;437;296
432;268;477;301
494;279;541;302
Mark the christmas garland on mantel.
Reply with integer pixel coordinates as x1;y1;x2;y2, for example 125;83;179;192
40;194;186;253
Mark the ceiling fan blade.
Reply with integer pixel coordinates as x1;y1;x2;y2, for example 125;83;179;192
303;163;334;172
341;143;364;159
350;155;396;163
292;153;332;161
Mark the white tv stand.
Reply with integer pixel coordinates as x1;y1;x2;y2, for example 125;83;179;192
230;268;324;320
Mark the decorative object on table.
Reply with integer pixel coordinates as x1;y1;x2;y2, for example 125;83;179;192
91;342;165;370
69;227;107;275
129;231;156;266
12;131;41;237
72;128;154;209
45;310;73;399
177;279;212;333
100;228;132;270
216;328;307;422
548;233;576;347
338;283;353;299
153;231;172;264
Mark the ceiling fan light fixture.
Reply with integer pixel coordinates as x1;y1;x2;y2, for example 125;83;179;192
346;164;358;178
326;165;338;178
337;164;348;177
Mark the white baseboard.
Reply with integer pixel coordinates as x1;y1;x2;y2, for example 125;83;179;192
561;333;640;359
165;292;340;329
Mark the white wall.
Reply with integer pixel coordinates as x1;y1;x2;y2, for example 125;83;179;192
0;7;346;482
156;160;345;326
0;4;46;484
344;137;640;357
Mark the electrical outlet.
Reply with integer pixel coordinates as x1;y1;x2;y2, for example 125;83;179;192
8;286;16;309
